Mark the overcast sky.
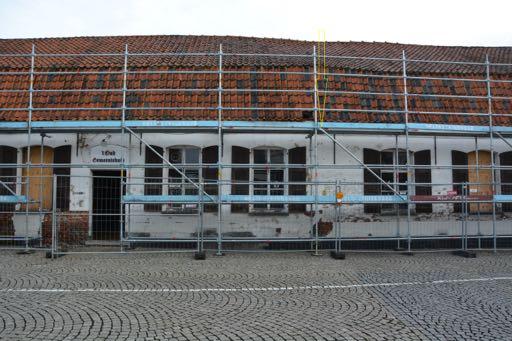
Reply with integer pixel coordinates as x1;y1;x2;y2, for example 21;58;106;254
0;0;511;46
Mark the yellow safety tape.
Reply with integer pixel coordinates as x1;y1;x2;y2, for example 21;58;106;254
316;30;328;127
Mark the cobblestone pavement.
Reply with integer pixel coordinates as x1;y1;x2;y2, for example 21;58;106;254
0;251;511;340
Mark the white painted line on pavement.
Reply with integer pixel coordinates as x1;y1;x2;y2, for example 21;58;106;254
1;276;511;293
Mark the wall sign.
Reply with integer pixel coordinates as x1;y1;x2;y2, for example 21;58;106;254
88;145;126;164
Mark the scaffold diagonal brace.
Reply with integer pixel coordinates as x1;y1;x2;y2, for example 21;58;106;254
125;126;215;201
318;127;404;198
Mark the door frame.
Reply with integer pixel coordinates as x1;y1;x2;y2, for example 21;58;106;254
89;169;125;240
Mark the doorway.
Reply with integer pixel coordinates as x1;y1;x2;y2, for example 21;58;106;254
92;170;125;240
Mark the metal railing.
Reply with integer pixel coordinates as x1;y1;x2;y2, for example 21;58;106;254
0;171;510;255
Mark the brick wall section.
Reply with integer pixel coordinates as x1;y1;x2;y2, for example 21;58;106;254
42;212;89;247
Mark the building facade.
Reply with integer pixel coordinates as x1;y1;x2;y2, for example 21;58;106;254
0;35;511;251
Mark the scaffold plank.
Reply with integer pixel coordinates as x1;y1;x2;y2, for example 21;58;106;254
0;195;27;203
1;120;511;135
494;195;512;203
122;194;407;204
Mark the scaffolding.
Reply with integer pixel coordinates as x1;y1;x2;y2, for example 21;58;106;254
0;40;511;258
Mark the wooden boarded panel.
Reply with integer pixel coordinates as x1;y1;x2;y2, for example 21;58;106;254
468;150;492;213
21;147;54;211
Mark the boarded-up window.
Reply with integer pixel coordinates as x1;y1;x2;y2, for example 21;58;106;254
468;150;492;213
0;146;17;212
22;146;53;211
451;150;468;213
452;150;493;214
288;147;306;213
202;146;218;212
500;151;512;212
231;146;249;213
414;150;432;213
144;146;163;212
363;148;381;213
54;145;71;211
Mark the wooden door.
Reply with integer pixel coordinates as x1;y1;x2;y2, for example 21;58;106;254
21;146;54;211
468;150;492;213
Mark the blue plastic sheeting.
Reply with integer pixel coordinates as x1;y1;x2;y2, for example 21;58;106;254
494;195;512;203
223;121;311;129
495;126;512;133
0;195;27;203
0;122;27;129
321;122;405;131
343;194;407;204
33;121;122;129
122;194;406;204
125;195;215;203
1;120;511;134
223;195;334;204
407;123;489;133
222;121;406;131
128;120;218;128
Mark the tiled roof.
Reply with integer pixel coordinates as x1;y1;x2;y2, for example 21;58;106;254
0;35;511;126
1;35;511;72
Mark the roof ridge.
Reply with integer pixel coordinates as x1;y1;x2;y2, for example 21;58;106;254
0;34;510;48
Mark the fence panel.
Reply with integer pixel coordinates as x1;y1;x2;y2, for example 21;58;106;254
0;172;510;257
0;175;52;251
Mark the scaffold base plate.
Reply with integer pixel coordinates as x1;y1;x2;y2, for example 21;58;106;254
452;250;477;258
330;251;346;260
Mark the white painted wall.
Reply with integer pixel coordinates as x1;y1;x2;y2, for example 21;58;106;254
2;132;511;239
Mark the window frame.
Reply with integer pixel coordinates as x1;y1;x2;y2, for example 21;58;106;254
164;146;202;214
364;148;419;215
249;147;288;213
380;149;411;214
